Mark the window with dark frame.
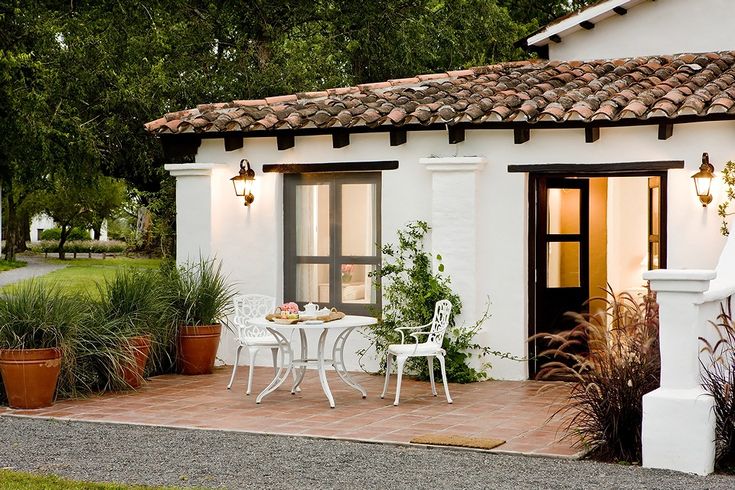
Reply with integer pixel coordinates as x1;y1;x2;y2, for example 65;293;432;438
283;172;381;315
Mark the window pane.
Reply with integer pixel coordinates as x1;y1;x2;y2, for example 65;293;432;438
547;188;580;234
295;264;330;303
650;186;660;235
296;184;330;256
650;242;660;270
341;264;376;304
547;242;580;287
341;183;377;256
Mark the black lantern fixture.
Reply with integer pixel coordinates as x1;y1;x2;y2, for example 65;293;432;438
692;152;715;207
230;159;255;206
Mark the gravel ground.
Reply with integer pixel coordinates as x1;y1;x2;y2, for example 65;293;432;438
0;416;731;489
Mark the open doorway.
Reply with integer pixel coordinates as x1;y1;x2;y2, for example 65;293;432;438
528;172;666;378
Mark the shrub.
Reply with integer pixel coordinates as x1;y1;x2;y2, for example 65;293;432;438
40;227;90;241
361;221;491;383
27;240;127;256
700;298;735;469
534;288;660;462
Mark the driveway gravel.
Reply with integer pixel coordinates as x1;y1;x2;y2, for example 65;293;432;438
0;416;732;489
0;255;67;287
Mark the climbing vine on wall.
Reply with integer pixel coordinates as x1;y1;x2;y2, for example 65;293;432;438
718;160;735;236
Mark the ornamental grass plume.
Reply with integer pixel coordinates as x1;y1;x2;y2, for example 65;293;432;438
700;298;735;469
533;287;660;462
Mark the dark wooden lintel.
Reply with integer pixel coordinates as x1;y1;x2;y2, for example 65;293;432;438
585;127;600;143
507;160;685;174
224;133;243;152
580;21;595;30
448;125;465;144
332;130;350;148
389;128;407;146
613;6;628;15
658;123;673;140
549;34;562;43
263;161;399;174
514;127;530;144
276;133;295;150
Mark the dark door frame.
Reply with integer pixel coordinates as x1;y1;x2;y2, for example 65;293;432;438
527;169;669;378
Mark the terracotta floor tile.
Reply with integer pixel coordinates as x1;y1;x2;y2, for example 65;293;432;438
1;366;580;458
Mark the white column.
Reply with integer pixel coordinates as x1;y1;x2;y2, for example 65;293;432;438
641;269;716;476
164;163;222;265
419;157;486;324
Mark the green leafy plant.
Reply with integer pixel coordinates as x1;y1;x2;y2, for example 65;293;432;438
700;298;735;469
361;221;491;383
162;258;236;327
718;160;735;236
535;288;660;462
40;227;90;241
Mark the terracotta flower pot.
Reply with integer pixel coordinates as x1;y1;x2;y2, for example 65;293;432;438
177;324;221;375
119;335;152;389
0;348;62;409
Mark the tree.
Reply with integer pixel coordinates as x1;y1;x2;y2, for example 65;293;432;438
86;177;126;240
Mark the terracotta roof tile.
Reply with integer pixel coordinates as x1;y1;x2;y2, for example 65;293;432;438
145;51;735;134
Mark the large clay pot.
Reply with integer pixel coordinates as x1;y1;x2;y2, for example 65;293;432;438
0;348;62;409
177;324;221;375
119;335;152;389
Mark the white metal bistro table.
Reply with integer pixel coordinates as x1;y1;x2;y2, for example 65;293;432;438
252;315;377;408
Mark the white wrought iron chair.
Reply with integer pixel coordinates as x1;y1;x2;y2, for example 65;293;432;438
226;294;293;395
380;299;453;406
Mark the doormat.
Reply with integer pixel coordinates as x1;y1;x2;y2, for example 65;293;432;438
409;434;506;450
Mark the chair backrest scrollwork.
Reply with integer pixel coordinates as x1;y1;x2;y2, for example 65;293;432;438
427;299;453;346
232;294;276;341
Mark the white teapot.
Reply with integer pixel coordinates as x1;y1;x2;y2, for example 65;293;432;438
303;302;319;316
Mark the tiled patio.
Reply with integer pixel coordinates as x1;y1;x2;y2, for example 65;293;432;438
1;366;581;458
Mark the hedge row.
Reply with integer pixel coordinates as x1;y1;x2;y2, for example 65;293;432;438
28;240;127;255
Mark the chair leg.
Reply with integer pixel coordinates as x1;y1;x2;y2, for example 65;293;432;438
427;356;437;396
393;355;407;406
246;346;258;396
227;345;243;390
381;353;393;399
437;354;453;404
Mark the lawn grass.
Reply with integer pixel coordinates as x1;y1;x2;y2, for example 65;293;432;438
3;257;163;298
0;469;181;489
0;259;27;272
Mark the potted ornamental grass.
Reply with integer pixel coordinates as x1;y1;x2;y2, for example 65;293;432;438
163;258;235;375
0;281;82;409
94;268;171;389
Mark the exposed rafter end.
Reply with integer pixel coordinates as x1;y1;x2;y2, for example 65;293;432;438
580;21;595;30
448;125;465;144
276;133;295;150
332;130;350;148
613;6;628;15
390;128;407;146
224;133;243;152
585;127;600;143
514;128;530;144
549;34;562;44
658;123;673;140
161;134;201;161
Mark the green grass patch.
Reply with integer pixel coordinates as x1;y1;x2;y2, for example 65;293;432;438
0;469;181;489
0;260;27;272
4;258;162;298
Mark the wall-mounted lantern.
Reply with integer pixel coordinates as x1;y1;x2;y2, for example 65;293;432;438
230;159;255;206
692;152;715;207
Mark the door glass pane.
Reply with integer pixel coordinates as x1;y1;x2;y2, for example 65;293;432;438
295;264;330;303
341;183;377;256
650;242;660;270
547;242;580;287
340;264;376;304
547;188;580;234
650;186;660;235
296;184;330;256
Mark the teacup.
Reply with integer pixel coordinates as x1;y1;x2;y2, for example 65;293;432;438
303;302;319;316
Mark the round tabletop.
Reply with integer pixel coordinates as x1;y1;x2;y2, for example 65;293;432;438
250;314;377;330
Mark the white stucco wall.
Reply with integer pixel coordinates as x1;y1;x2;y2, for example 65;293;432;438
175;119;733;380
548;0;735;61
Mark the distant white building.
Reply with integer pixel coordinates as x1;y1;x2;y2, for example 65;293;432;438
30;213;108;242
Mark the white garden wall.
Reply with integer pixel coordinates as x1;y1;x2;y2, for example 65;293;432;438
171;119;733;380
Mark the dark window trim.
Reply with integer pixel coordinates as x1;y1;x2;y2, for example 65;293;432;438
264;161;398;174
508;161;684;174
283;172;382;316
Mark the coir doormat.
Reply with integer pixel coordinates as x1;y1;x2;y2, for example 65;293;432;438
410;434;506;450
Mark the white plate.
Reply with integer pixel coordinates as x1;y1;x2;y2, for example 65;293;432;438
303;319;324;325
